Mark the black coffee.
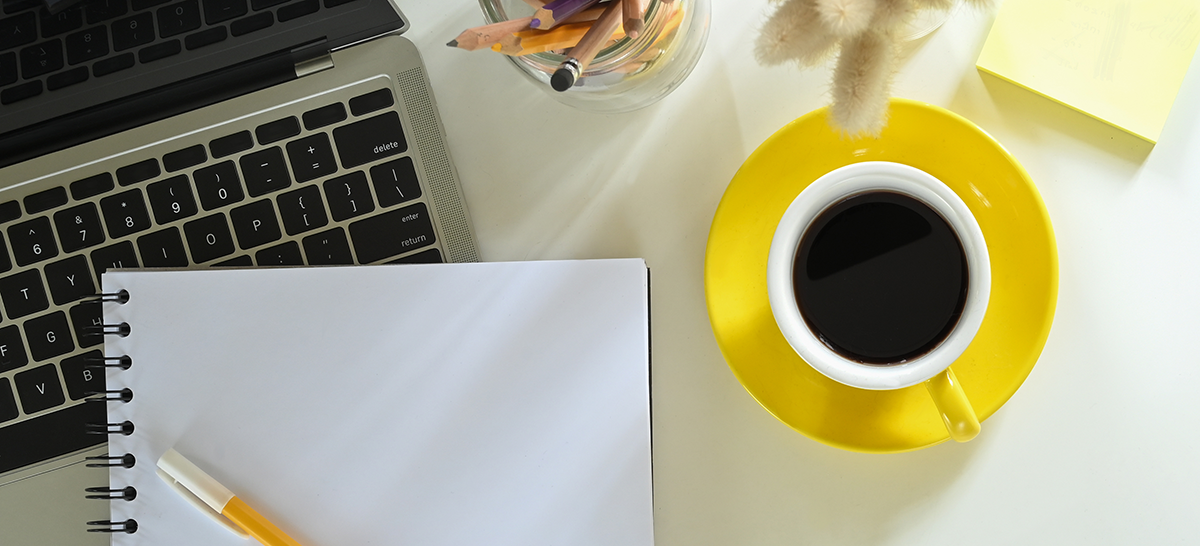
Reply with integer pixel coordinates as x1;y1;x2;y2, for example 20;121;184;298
793;191;968;364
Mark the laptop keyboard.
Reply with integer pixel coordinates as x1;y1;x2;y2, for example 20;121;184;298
0;0;359;105
0;83;445;474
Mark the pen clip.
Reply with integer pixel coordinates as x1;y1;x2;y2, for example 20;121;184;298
156;450;250;538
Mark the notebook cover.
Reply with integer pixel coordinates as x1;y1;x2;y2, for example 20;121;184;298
976;0;1200;143
99;260;653;546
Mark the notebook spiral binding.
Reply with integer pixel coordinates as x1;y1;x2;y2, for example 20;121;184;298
84;290;140;534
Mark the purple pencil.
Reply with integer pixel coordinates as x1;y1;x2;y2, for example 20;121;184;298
531;0;603;29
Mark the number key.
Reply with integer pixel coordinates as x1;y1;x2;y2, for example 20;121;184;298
147;174;198;223
194;161;245;210
111;12;154;51
53;203;106;253
100;189;151;238
8;217;59;267
156;0;199;38
65;25;108;65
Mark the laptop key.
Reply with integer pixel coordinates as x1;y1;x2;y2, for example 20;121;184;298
209;131;252;158
0;325;28;373
70;173;114;200
0;379;15;423
0;400;105;474
285;132;336;182
184;25;225;49
23;311;75;361
138;38;180;63
183;213;235;262
147;174;198;223
100;189;152;238
9;216;59;266
249;0;287;10
348;203;436;263
0;79;40;104
0;52;15;87
14;363;65;414
65;25;107;64
0;201;18;223
348;88;393;116
46;65;87;89
92;51;133;76
69;300;103;347
89;240;139;277
194;161;245;209
163;144;207;172
60;350;104;400
254;240;301;266
115;157;159;186
323;171;374;222
203;0;246;24
255;115;299;145
302;102;345;130
370;157;421;208
44;254;96;305
23;186;67;213
229;10;270;37
39;7;83;38
276;0;316;22
131;0;171;10
19;39;62;78
302;227;352;265
389;247;442;264
276;184;327;235
86;0;128;25
0;236;11;274
0;13;37;51
137;227;188;266
111;12;154;51
157;0;200;38
332;111;407;169
54;203;106;252
0;268;50;318
229;199;281;249
240;147;290;196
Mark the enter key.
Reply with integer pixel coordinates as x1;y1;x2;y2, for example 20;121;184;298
332;111;408;169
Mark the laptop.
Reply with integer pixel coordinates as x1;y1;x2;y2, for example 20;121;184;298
0;0;478;542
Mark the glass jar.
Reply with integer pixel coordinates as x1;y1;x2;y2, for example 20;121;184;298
478;0;711;113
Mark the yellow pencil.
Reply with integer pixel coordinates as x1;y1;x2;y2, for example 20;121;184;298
447;16;536;51
493;18;626;56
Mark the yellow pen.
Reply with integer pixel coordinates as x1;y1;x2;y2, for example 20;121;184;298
156;448;305;546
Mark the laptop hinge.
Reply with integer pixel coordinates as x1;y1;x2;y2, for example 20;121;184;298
295;53;335;78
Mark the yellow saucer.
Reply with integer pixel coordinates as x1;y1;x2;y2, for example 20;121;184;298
704;99;1058;453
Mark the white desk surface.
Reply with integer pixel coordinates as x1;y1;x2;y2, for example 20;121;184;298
398;2;1200;544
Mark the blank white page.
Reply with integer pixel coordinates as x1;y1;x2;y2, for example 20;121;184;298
101;259;652;546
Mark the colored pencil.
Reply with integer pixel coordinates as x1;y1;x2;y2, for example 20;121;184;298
447;16;536;51
550;0;623;91
532;0;602;30
621;0;644;39
491;7;615;55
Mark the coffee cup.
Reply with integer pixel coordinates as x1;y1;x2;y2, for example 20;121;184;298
766;161;990;442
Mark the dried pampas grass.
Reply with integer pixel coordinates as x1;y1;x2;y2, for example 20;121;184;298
755;0;994;136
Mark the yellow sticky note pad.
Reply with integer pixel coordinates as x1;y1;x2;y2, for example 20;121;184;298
977;0;1200;143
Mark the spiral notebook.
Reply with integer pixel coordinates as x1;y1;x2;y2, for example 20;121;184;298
94;260;653;546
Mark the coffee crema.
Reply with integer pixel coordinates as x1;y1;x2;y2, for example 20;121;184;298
793;191;969;364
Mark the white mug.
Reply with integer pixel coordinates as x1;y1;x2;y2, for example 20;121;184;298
766;161;990;442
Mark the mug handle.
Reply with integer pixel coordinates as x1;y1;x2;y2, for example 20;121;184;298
924;367;980;442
